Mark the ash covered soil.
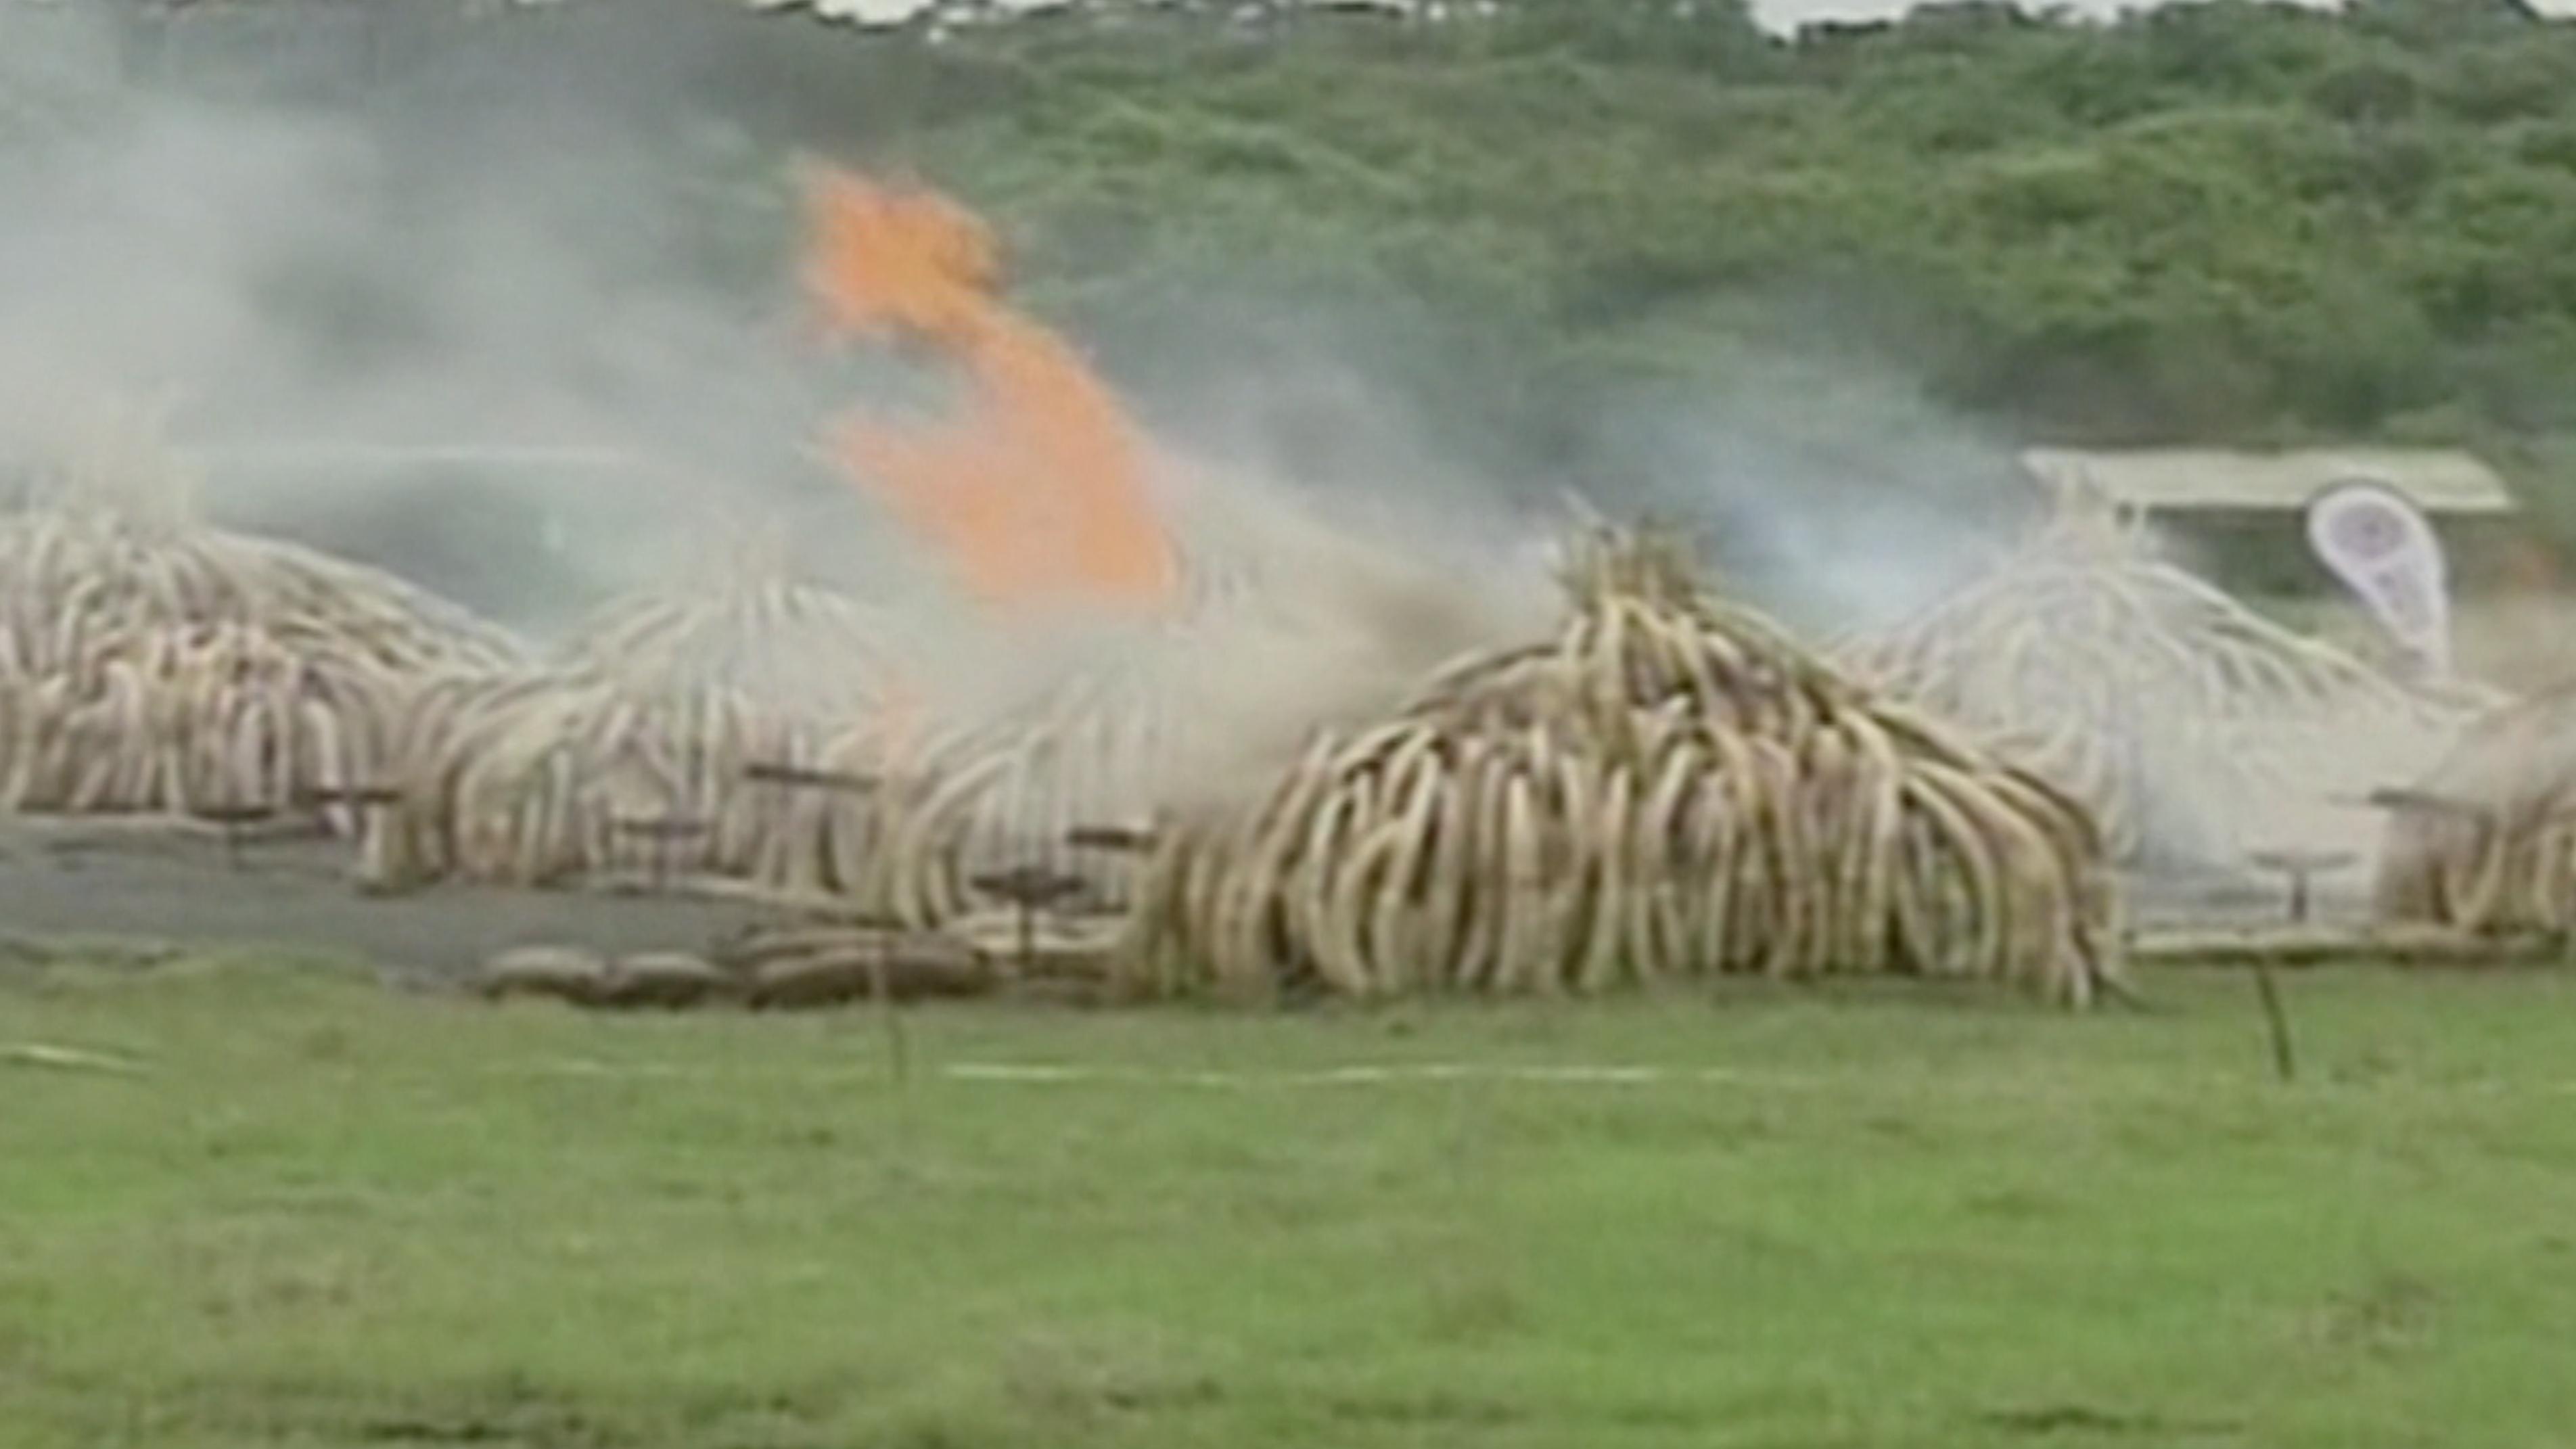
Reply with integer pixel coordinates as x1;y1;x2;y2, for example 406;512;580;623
0;819;779;986
0;817;2358;988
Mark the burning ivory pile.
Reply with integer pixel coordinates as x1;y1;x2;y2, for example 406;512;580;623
0;432;524;828
1125;526;2128;1006
1840;508;2495;872
357;566;904;892
2374;685;2576;937
357;553;1180;934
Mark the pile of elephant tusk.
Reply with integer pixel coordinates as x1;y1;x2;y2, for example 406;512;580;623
358;572;902;892
28;417;2448;1010
1124;526;2128;1005
2374;684;2576;936
0;492;524;829
1838;507;2494;869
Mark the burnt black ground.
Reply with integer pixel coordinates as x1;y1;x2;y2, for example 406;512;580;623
0;816;2362;990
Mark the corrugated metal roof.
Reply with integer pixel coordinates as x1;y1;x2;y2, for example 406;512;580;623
177;0;1408;22
2019;446;2518;515
744;0;940;23
750;0;1415;20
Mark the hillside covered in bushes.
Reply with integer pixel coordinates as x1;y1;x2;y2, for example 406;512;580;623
51;0;2576;512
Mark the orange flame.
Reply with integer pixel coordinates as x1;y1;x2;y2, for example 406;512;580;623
802;167;1179;614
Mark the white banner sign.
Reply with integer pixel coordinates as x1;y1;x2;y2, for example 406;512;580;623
2304;477;2453;679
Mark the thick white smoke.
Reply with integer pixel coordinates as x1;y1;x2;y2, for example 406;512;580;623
0;2;875;635
0;0;2021;695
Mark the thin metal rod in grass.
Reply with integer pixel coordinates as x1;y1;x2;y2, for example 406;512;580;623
2240;849;2355;1083
750;900;916;1086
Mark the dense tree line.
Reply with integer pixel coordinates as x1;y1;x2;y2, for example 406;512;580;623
70;0;2576;509
848;2;2576;461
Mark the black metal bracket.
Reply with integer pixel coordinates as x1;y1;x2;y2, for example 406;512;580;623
609;814;712;892
971;865;1089;978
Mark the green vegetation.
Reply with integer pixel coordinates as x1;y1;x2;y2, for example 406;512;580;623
83;0;2576;517
810;0;2576;482
9;957;2576;1446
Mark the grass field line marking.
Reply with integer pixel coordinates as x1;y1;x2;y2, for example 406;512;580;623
495;1058;1794;1087
938;1061;1779;1088
3;1040;150;1075
489;1059;2576;1096
513;1057;706;1078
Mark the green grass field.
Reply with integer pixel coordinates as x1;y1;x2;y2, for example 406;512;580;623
8;959;2576;1448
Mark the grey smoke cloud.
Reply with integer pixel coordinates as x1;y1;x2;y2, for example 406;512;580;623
1592;350;2032;637
0;3;879;635
0;0;2023;661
